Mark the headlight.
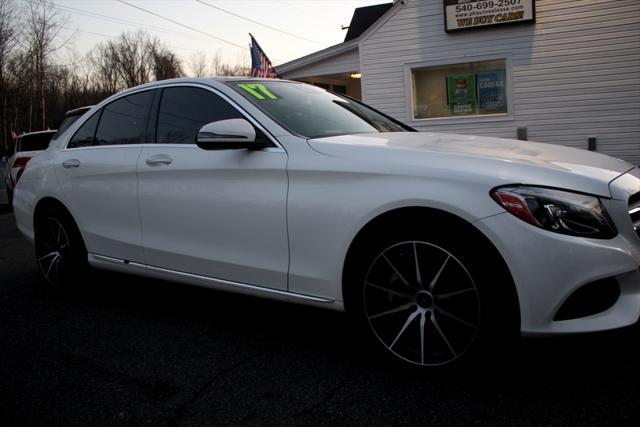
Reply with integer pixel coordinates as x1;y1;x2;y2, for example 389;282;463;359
491;186;617;239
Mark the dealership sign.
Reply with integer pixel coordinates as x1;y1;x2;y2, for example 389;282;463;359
444;0;535;32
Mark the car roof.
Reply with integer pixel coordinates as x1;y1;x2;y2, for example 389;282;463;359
65;106;93;116
17;130;57;138
116;77;296;93
95;77;298;110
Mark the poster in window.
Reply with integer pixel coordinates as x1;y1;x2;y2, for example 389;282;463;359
477;70;507;114
447;74;476;115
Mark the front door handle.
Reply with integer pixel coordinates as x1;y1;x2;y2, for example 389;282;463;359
146;154;173;166
62;159;80;169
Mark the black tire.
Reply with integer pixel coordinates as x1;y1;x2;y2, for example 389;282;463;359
345;220;518;368
34;206;89;288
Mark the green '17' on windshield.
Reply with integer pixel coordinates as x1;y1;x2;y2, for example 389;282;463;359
238;83;278;100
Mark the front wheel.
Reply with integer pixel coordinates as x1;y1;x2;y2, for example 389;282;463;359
347;227;516;368
34;209;88;287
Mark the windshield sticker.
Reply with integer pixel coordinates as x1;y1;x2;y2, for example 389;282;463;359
238;83;278;100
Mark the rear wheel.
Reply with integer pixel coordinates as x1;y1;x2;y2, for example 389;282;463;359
34;208;88;287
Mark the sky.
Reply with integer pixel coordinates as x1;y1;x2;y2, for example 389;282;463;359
41;0;385;73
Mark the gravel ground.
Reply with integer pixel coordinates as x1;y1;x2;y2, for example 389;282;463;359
1;210;639;426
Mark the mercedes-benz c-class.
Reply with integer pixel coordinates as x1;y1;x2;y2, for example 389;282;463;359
13;78;640;367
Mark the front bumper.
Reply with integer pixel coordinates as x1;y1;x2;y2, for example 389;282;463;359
475;169;640;336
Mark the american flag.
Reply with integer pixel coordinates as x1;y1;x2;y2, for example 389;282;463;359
250;34;279;78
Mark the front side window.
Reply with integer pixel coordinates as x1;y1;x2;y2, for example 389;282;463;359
229;81;410;139
411;59;507;119
94;90;154;146
156;87;243;144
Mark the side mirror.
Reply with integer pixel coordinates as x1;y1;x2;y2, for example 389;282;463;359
196;118;259;150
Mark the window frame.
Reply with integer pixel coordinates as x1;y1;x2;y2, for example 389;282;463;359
64;109;103;150
64;87;157;150
150;83;281;149
154;85;276;148
404;54;515;126
64;83;282;151
91;89;156;147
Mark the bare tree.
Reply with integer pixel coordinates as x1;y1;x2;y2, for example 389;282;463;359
0;23;255;147
89;42;120;94
217;63;250;77
216;51;250;77
25;0;67;129
210;50;222;76
189;51;208;77
5;52;33;134
153;46;182;81
107;30;157;88
0;0;18;152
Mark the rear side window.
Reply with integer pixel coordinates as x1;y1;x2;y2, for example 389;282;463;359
67;112;100;148
53;114;84;140
17;133;54;152
67;91;154;149
95;91;154;146
156;87;243;144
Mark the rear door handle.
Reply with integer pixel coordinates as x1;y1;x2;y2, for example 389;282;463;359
146;154;173;166
62;159;80;169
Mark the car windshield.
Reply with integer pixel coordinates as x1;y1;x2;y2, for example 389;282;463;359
229;80;412;138
17;132;55;152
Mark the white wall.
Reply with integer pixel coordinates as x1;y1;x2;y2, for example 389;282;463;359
284;48;361;80
360;0;640;163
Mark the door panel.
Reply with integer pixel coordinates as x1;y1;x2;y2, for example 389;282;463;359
55;89;155;263
138;145;289;290
137;85;289;290
55;146;145;262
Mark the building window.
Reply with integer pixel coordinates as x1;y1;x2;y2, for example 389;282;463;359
332;85;347;95
411;59;507;119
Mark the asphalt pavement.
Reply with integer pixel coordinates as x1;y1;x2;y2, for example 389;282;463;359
1;209;640;426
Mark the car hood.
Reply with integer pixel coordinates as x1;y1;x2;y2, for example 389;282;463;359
308;132;634;197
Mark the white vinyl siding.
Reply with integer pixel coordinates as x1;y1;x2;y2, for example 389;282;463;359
360;0;640;163
283;48;360;80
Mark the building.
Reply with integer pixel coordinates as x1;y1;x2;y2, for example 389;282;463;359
276;0;640;164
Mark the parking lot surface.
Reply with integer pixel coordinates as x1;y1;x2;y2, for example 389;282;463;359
1;210;639;426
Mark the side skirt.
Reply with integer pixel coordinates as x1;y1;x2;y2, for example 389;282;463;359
87;253;343;311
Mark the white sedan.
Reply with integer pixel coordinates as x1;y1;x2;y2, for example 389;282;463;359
12;78;640;367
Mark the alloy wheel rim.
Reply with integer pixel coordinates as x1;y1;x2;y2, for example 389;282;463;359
36;217;72;286
364;241;480;366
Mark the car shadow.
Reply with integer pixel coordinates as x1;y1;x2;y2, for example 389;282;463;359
71;270;640;382
6;261;640;424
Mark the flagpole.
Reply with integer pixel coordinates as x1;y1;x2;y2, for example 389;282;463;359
249;33;281;79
